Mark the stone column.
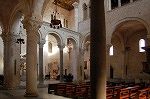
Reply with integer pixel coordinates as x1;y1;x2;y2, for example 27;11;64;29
118;0;121;7
23;19;41;96
38;40;45;85
91;0;106;99
106;44;111;80
58;43;65;82
72;2;79;32
78;48;85;81
2;33;14;89
123;46;130;78
107;0;112;10
130;0;133;3
2;33;20;89
71;46;78;81
68;47;72;74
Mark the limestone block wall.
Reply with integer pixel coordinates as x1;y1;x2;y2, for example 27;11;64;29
105;0;150;43
127;32;147;79
110;31;149;80
78;0;90;23
43;1;75;31
110;36;124;79
78;19;90;34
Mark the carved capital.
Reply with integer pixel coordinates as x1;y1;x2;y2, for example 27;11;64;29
39;40;46;48
57;43;65;50
22;19;42;35
1;33;13;44
22;19;42;43
72;2;79;8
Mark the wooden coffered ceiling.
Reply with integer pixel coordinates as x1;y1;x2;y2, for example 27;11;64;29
54;0;78;11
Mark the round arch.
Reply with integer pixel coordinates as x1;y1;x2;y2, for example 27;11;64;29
44;32;63;45
110;17;150;40
66;36;78;48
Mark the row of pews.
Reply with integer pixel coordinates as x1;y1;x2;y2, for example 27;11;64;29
107;84;150;99
48;82;91;99
48;82;150;99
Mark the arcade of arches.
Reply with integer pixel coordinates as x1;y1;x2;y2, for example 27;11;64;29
0;0;150;99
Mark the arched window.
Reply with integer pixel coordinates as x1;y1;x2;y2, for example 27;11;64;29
139;39;145;52
83;3;88;20
109;46;113;56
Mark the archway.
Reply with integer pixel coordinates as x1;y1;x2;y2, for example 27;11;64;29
43;33;62;80
111;20;148;81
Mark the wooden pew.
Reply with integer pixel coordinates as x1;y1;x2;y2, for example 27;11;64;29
138;88;150;99
65;83;75;98
107;87;115;99
116;85;140;99
107;85;124;99
56;83;66;96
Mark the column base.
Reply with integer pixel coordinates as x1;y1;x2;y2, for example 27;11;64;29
24;92;38;97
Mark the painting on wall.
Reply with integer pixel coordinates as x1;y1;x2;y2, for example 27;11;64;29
48;61;59;79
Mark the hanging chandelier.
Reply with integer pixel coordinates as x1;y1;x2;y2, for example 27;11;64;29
16;26;25;55
50;0;62;29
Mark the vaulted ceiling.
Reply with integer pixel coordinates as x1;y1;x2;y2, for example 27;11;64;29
113;20;147;43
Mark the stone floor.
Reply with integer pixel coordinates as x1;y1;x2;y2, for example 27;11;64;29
0;87;71;99
0;80;71;99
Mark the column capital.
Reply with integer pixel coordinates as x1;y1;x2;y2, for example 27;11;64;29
57;43;65;50
22;19;42;43
1;33;14;44
22;18;42;34
72;2;79;8
39;40;46;48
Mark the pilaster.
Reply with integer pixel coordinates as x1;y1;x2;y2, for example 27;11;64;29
72;2;79;32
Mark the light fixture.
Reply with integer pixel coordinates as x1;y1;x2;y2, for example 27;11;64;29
16;26;25;55
50;0;62;29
